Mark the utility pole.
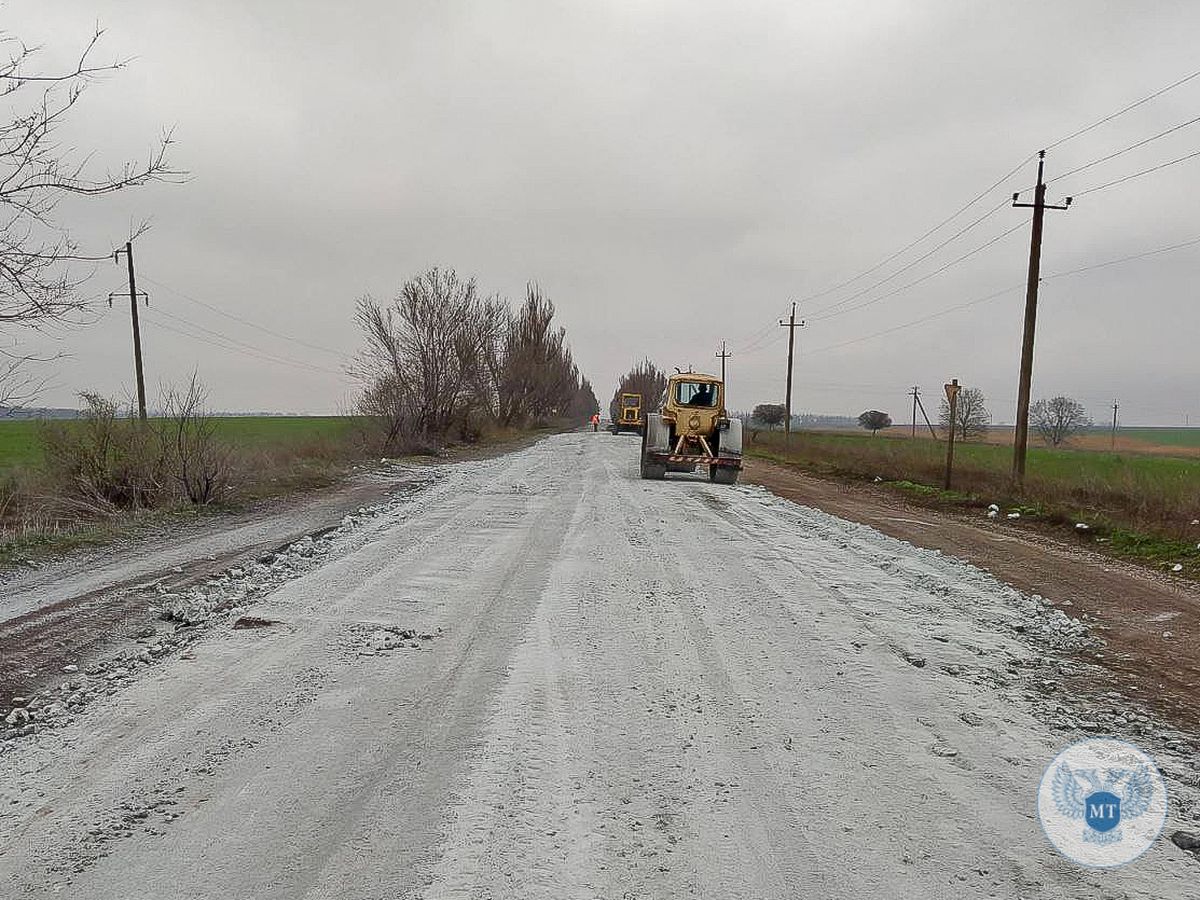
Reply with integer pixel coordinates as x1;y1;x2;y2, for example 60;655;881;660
1011;150;1071;482
910;386;919;438
779;302;804;444
1111;400;1119;451
912;388;939;440
113;241;148;421
715;340;731;383
944;379;960;489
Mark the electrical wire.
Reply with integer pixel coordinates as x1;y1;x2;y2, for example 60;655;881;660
1045;67;1200;150
808;219;1026;323
730;301;794;354
805;199;1012;319
738;329;788;358
1072;146;1200;196
1042;233;1200;279
804;283;1024;358
139;275;348;359
735;69;1200;362
792;156;1034;309
805;229;1200;358
1055;113;1200;182
142;309;347;378
148;306;334;371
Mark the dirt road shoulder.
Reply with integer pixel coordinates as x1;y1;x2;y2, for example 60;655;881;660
745;456;1200;734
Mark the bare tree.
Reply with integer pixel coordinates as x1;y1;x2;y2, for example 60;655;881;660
354;268;503;441
158;374;227;504
938;386;991;441
610;359;668;420
0;349;41;408
0;26;182;401
1031;396;1091;447
858;410;892;435
569;376;598;421
497;285;578;426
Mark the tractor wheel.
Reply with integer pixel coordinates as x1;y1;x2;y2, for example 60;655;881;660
640;425;666;479
641;459;667;479
709;466;739;485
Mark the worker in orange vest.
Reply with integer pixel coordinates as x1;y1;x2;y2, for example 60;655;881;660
590;412;600;432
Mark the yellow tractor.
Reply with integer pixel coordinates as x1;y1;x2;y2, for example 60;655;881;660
640;372;742;484
609;392;643;434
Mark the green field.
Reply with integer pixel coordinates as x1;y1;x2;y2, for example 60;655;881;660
0;419;44;470
0;416;359;472
750;429;1200;551
759;430;1200;485
1116;427;1200;448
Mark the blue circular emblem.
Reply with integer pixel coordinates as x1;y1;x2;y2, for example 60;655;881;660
1038;738;1168;867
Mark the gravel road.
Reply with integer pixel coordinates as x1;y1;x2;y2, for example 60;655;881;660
1;432;1195;898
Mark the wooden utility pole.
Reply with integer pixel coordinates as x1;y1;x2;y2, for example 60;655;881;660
944;379;960;489
912;388;939;440
1011;150;1071;482
715;340;731;383
113;240;148;421
1111;400;1119;451
910;386;919;438
779;302;804;443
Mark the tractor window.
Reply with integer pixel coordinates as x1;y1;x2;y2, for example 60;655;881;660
675;381;717;407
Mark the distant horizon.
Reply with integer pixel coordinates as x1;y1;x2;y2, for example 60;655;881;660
2;405;1197;430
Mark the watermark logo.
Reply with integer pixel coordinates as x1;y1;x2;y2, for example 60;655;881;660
1038;738;1167;867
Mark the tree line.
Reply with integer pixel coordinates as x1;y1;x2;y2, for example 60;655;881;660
354;267;596;450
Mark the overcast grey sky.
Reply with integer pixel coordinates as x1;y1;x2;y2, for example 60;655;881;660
7;1;1200;424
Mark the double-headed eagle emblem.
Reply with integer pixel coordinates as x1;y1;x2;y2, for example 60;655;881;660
1052;761;1156;845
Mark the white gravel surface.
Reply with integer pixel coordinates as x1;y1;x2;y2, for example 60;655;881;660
0;432;1195;898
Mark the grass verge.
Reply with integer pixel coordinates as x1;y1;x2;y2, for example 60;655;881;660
747;430;1200;579
0;417;566;570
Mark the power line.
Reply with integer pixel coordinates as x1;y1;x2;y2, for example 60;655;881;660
146;314;344;377
807;219;1025;323
139;275;348;359
731;301;794;354
802;229;1200;358
732;70;1200;382
1073;145;1200;196
1055;112;1200;182
792;155;1034;309
806;199;1012;319
804;283;1024;358
738;329;788;358
142;309;346;378
1045;67;1200;150
149;305;333;369
1043;232;1200;279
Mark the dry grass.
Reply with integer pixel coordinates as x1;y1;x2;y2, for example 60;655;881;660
0;413;569;567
